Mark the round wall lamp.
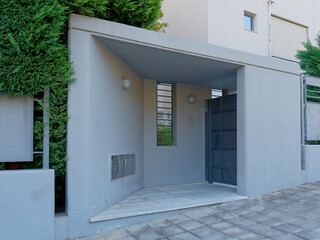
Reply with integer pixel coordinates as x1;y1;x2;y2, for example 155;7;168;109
187;95;196;104
121;78;131;90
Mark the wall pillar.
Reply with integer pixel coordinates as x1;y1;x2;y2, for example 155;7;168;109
237;65;301;196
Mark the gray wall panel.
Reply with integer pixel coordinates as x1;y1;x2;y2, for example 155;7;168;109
0;94;33;162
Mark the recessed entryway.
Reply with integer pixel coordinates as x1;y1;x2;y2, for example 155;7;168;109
90;182;246;223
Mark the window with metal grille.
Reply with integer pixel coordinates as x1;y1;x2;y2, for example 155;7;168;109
306;85;320;103
212;89;222;99
157;83;175;146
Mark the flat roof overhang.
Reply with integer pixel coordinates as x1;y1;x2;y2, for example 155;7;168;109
95;35;240;89
69;14;301;89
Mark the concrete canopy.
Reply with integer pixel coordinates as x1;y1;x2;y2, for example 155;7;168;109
96;36;240;89
70;13;299;90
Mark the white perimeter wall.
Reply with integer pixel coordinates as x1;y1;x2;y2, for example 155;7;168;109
144;80;211;188
0;170;54;240
67;14;302;238
302;145;320;183
237;65;301;196
67;30;210;238
67;31;144;237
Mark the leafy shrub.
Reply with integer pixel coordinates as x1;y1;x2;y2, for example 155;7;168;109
296;34;320;77
59;0;163;30
1;0;164;209
0;0;72;208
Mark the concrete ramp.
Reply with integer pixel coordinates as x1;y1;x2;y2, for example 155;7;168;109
91;182;246;223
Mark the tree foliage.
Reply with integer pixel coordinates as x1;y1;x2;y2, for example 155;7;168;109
59;0;163;30
106;0;162;30
59;0;110;18
0;0;73;207
296;34;320;77
0;0;165;208
152;10;168;33
0;0;71;96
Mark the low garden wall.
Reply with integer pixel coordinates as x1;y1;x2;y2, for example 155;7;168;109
302;145;320;183
0;169;54;240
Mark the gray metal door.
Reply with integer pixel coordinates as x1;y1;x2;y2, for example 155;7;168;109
205;94;237;185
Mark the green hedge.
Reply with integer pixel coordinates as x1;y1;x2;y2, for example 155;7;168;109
0;0;72;207
0;0;163;208
59;0;162;29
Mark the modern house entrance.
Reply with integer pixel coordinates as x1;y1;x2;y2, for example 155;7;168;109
65;14;302;238
90;92;241;223
90;90;240;222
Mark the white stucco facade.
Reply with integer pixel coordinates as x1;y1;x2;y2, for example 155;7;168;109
2;4;320;240
144;80;211;188
162;0;320;61
64;14;303;239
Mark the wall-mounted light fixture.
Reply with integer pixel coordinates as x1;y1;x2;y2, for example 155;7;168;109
187;95;196;104
121;78;131;90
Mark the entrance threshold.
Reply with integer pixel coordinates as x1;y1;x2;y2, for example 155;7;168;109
90;182;246;223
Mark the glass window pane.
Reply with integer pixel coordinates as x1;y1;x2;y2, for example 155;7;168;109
157;120;172;126
244;15;253;31
157;96;172;103
157;82;174;146
157;108;172;114
157;114;172;120
158;84;172;91
157;90;172;97
212;89;222;99
158;102;172;108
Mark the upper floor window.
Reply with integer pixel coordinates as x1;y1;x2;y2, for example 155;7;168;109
244;11;256;31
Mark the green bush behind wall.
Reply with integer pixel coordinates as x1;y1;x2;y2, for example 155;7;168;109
0;0;72;207
296;35;320;77
0;0;163;207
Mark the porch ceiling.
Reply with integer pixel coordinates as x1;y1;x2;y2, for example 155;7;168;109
95;36;241;89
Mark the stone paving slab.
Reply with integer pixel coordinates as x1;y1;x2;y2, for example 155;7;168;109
74;182;320;240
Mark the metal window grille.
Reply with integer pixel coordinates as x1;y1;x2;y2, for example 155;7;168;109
306;85;320;103
212;89;222;99
157;83;174;146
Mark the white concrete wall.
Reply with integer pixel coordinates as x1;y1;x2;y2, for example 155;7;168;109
271;0;320;46
67;14;302;238
305;75;320;141
208;0;269;57
0;170;54;240
55;213;68;240
302;145;320;183
88;38;144;209
67;30;144;237
144;80;211;188
162;0;208;42
306;102;320;140
237;65;301;196
0;94;33;162
162;0;320;60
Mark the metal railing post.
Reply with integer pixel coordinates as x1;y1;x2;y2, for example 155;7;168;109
43;89;50;169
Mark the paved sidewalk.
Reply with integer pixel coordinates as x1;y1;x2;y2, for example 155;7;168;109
78;182;320;240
